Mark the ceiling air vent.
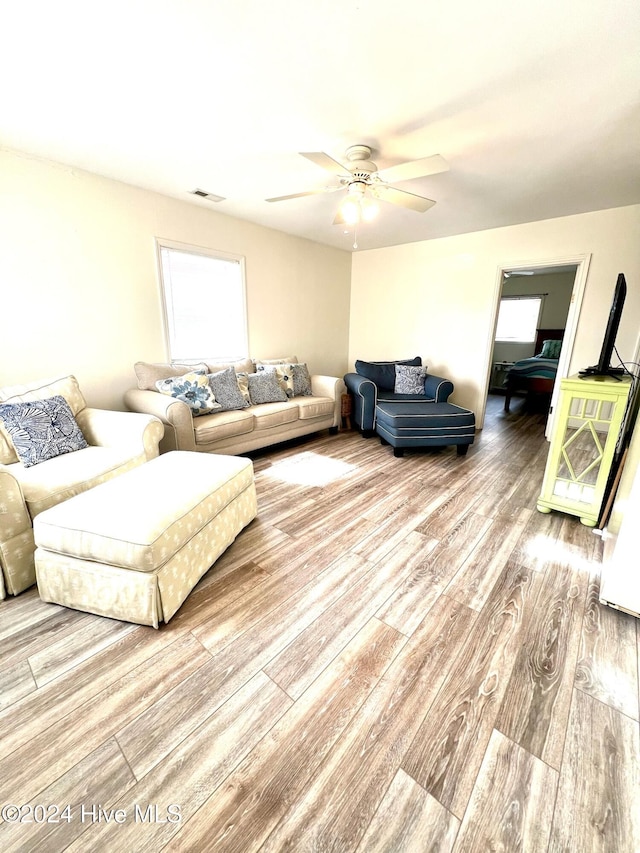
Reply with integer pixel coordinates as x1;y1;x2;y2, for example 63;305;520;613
190;188;226;202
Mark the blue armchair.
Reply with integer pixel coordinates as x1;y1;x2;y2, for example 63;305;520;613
344;357;454;434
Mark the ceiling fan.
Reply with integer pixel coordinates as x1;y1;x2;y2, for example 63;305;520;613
265;145;448;225
504;271;535;278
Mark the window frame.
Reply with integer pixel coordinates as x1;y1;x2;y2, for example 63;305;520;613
155;238;249;363
494;295;544;344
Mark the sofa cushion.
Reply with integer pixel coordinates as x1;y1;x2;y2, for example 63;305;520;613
394;364;427;395
6;445;145;517
134;361;209;391
0;396;89;469
207;367;250;411
193;409;254;445
205;358;255;375
295;397;335;420
254;356;298;367
0;375;87;465
378;392;437;404
252;402;299;431
156;372;221;416
248;372;288;405
355;357;422;391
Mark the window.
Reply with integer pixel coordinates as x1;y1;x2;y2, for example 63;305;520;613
495;296;543;343
157;240;248;362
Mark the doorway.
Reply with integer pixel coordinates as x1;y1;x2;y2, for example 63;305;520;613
481;255;591;440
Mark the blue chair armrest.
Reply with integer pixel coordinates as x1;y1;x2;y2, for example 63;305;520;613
344;373;377;431
424;373;454;402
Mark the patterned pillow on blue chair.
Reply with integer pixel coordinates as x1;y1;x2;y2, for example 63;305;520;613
394;364;427;394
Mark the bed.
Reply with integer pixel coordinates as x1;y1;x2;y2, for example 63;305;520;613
503;328;564;413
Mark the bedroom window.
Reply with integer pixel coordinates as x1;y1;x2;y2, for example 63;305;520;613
495;296;543;343
157;240;248;362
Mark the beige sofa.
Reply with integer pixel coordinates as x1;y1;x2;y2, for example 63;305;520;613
0;375;164;598
124;358;345;456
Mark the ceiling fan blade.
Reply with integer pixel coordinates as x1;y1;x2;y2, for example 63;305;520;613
372;185;436;213
265;184;344;203
301;152;349;176
265;189;328;202
376;154;448;184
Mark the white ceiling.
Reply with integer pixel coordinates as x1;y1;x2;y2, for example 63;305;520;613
2;1;639;252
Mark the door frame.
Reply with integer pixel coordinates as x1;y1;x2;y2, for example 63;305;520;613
480;253;591;439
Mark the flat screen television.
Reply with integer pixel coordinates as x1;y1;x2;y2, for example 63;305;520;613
580;273;627;379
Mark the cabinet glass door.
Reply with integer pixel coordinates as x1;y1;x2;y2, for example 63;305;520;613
553;397;615;504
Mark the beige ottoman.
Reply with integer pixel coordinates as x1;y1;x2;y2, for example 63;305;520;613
33;451;257;627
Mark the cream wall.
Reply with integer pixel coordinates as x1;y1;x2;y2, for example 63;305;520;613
350;204;640;424
0;148;352;409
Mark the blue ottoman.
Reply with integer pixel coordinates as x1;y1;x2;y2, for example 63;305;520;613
375;401;475;457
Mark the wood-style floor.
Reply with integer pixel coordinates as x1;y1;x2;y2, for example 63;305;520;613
1;395;638;852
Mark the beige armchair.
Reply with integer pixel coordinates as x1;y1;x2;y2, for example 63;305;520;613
0;375;164;598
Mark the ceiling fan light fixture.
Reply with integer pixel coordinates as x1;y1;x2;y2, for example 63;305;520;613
338;182;378;226
340;197;362;225
361;197;379;222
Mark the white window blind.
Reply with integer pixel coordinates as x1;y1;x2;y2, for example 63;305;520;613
158;242;248;362
495;296;543;343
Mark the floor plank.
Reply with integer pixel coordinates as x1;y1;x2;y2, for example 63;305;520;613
377;513;490;635
165;618;406;853
494;522;590;768
549;688;640;852
258;595;475;853
443;507;531;612
118;552;376;778
574;569;639;720
0;738;135;853
402;560;543;818
28;617;136;687
0;634;210;807
65;672;292;853
0;659;36;711
355;769;460;853
264;531;434;698
453;729;557;853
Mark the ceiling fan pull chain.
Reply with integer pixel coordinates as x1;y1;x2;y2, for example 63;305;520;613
353;225;358;250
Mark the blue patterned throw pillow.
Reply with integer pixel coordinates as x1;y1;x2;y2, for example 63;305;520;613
257;363;295;397
291;363;313;397
247;371;288;405
156;371;221;416
0;395;88;468
207;367;249;411
257;362;313;397
394;364;426;394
